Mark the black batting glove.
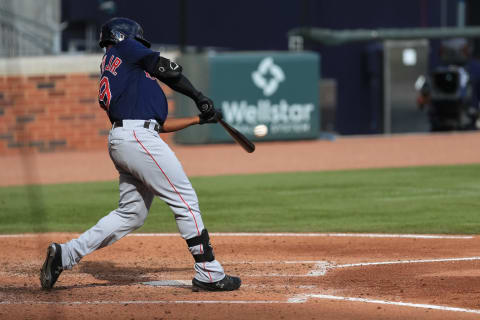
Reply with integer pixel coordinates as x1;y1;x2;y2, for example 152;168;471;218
199;109;223;124
195;94;214;114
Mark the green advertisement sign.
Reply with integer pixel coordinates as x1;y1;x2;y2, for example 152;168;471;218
174;52;320;144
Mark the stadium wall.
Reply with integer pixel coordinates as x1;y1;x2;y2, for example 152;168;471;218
0;54;175;155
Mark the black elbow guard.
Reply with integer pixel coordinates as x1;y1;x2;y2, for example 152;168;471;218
153;56;183;80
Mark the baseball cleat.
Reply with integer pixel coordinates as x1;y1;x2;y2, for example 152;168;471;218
192;274;241;292
40;243;63;290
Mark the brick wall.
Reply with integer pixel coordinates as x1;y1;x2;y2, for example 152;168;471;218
0;54;175;156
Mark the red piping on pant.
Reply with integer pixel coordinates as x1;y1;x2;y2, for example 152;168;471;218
133;130;213;282
133;130;201;235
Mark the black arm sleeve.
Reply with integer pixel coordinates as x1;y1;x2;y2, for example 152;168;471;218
142;54;204;103
161;74;204;103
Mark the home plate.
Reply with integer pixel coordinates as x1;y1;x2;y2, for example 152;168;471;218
142;280;192;287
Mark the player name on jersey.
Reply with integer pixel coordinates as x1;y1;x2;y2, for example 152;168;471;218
101;55;123;75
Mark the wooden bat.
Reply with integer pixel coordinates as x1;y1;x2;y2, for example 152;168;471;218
218;118;255;153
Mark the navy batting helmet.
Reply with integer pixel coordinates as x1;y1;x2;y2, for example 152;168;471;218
99;17;151;48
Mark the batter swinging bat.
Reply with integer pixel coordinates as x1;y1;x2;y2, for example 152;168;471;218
218;118;255;153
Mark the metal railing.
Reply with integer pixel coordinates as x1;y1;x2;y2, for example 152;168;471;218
288;27;480;48
0;0;61;57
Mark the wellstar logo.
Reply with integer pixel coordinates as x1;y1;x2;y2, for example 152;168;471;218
251;57;285;96
222;100;314;125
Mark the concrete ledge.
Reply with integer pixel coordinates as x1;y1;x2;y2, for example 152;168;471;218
0;51;178;76
0;54;103;76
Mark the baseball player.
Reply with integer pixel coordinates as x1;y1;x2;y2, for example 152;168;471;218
40;17;241;292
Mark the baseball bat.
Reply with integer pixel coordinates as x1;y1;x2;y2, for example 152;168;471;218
218;118;255;153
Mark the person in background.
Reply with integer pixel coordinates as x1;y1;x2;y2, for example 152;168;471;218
417;38;480;131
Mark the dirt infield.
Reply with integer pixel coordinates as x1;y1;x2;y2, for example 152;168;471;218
1;233;480;319
1;131;480;186
1;132;480;319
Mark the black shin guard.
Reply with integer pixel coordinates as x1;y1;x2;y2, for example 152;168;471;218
186;229;215;263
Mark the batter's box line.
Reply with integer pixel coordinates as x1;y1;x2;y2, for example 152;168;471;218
5;295;480;313
239;256;480;277
141;280;317;290
333;256;480;269
307;256;480;277
222;260;332;277
2;232;474;239
289;294;480;315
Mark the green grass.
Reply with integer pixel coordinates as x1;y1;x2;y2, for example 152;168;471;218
1;164;479;234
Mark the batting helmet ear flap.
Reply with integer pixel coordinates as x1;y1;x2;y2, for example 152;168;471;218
134;35;151;48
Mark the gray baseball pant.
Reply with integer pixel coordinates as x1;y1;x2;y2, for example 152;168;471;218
60;120;225;283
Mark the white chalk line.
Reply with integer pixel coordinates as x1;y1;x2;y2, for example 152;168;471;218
141;280;317;290
295;294;480;315
335;256;480;269
132;232;475;239
3;295;480;315
298;257;480;276
307;262;331;276
233;257;480;277
0;300;290;305
0;232;474;239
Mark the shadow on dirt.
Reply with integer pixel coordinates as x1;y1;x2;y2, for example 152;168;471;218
1;260;195;294
79;260;191;283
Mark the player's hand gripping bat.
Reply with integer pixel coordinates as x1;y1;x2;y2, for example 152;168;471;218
218;118;255;153
197;101;255;153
